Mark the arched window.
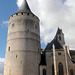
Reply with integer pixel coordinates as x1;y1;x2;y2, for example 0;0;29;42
43;69;46;75
70;69;74;75
52;64;54;75
58;62;64;75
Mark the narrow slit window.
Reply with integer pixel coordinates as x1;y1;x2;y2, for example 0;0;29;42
59;36;61;41
27;13;29;15
8;47;10;51
33;14;34;17
21;13;23;15
38;48;39;52
16;55;17;58
12;23;14;27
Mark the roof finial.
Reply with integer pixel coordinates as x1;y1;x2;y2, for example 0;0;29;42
17;0;32;13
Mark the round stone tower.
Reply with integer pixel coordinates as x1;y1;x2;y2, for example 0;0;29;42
4;0;41;75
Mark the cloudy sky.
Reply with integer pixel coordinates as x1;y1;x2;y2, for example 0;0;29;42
0;0;75;75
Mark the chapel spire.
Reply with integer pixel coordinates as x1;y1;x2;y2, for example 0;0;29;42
17;0;32;13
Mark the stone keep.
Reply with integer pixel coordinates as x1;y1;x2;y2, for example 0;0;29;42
4;0;41;75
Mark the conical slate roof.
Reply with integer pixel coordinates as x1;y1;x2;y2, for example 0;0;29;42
17;0;32;13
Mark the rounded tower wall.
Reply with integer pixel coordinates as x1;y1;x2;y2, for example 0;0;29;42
6;38;40;52
4;1;41;75
4;51;40;75
6;13;40;52
8;13;39;35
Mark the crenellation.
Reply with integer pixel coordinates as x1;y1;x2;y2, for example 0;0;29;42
9;13;39;23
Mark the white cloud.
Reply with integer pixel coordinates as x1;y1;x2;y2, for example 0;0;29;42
16;0;75;49
0;58;4;75
16;0;24;8
3;21;9;25
0;73;3;75
2;21;9;27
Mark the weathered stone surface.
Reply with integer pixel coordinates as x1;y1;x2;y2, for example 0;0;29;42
4;12;41;75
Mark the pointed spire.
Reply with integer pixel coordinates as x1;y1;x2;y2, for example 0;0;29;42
56;27;62;34
17;0;32;13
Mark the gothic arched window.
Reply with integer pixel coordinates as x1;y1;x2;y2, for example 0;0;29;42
52;64;54;75
70;69;74;75
58;62;64;75
43;69;46;75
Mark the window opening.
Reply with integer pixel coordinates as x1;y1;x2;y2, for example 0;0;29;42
52;64;54;75
38;48;39;52
21;13;23;15
59;36;61;41
70;70;74;75
8;47;10;51
43;69;46;75
27;13;29;15
12;23;14;27
58;62;64;75
58;53;61;55
16;55;17;58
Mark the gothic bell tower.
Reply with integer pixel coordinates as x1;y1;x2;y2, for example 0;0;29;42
4;0;41;75
55;27;65;47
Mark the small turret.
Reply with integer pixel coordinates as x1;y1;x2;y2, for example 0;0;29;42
55;27;65;47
